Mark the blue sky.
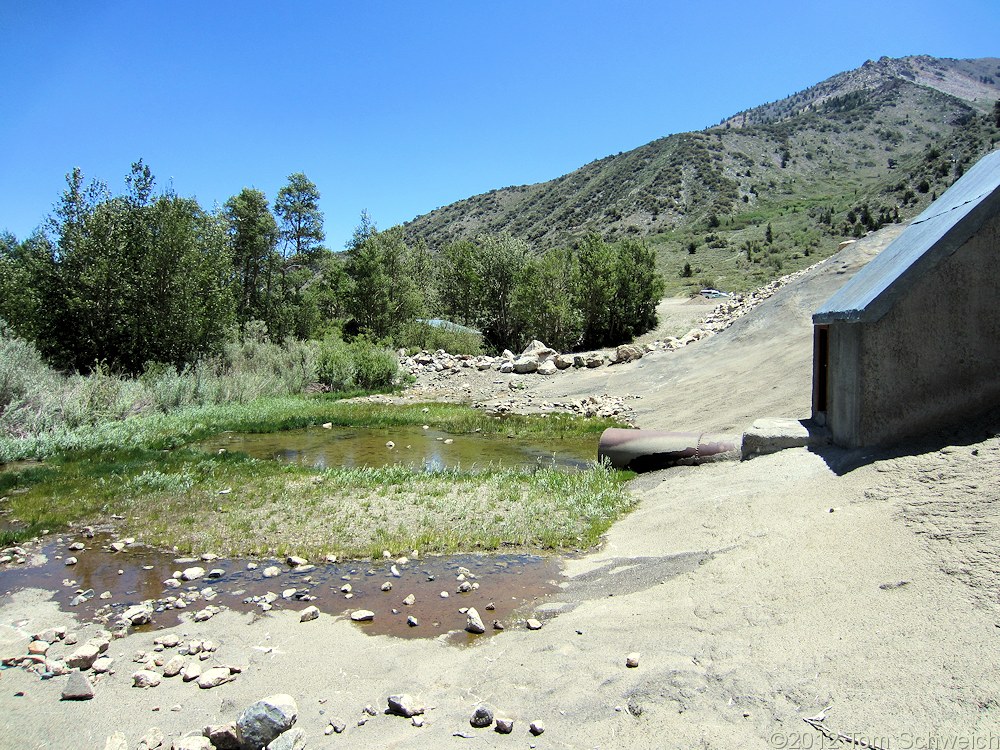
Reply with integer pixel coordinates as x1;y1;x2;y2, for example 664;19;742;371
1;1;997;249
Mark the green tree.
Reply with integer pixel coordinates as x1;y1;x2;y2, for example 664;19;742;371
574;234;617;350
274;172;325;259
344;220;422;340
225;188;280;332
513;247;582;352
474;233;529;352
436;240;481;326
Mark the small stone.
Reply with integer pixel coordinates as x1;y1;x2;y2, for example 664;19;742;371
470;705;494;728
266;727;306;750
163;655;185;677
457;581;472;593
412;716;425;727
300;605;320;622
403;594;415;606
495;718;514;734
137;726;165;750
390;565;401;577
465;608;486;634
181;566;205;581
263;566;282;578
68;542;85;551
492;620;504;631
340;583;352;593
66;643;101;670
65;556;78;566
380;582;392;592
388;693;425;717
181;662;202;682
133;669;162;688
207;568;225;579
28;640;50;655
287;555;308;567
485;602;495;610
330;720;346;734
529;720;545;736
61;671;94;700
197;666;235;689
104;732;128;750
350;610;375;622
172;737;212;750
439;591;449;599
526;618;543;630
626;652;640;668
406;616;419;627
247;562;259;570
99;590;112;599
92;656;114;673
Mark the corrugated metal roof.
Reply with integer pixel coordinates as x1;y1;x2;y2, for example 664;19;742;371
814;149;1000;324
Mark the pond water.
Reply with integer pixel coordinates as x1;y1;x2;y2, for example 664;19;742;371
1;533;563;643
199;424;597;472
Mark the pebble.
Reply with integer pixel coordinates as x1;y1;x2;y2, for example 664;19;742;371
388;693;425;718
529;720;545;736
381;582;392;592
300;605;320;622
197;666;236;689
403;593;416;606
626;652;640;668
495;718;514;734
262;566;282;578
132;670;162;688
465;608;486;634
407;616;419;627
65;557;78;566
526;618;543;630
470;706;494;728
350;610;375;622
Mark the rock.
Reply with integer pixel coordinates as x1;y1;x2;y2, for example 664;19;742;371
65;556;78;566
265;727;306;750
329;720;346;734
208;568;225;579
536;360;558;375
529;720;545;736
28;639;50;655
181;566;206;581
163;655;185;677
495;718;514;734
92;656;114;673
299;605;320;622
406;616;419;627
390;564;401;577
173;737;212;750
66;643;101;670
262;566;282;578
492;620;504;631
584;353;605;368
520;340;556;360
104;733;128;750
202;723;239;750
615;344;644;363
387;693;424;718
526;618;543;630
499;360;514;374
402;594;415;606
350;610;374;622
626;652;640;668
380;581;392;592
181;662;202;682
286;555;307;567
236;694;298;750
412;716;424;727
68;542;85;551
61;671;94;700
470;705;494;728
465;608;486;634
512;357;538;374
133;670;162;688
554;354;574;370
121;604;153;626
197;666;235;689
137;727;165;750
46;658;70;675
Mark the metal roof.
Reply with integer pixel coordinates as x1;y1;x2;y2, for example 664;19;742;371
814;149;1000;325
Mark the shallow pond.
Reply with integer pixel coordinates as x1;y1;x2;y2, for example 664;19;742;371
199;424;597;472
1;533;563;643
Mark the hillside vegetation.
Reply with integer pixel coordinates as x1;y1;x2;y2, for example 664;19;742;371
402;55;1000;294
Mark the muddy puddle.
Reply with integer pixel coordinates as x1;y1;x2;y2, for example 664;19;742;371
0;533;563;644
199;424;596;472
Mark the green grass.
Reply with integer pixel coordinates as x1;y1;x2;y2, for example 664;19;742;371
0;443;635;558
0;398;633;555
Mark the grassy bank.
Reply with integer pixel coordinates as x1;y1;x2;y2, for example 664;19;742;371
1;398;633;555
0;443;635;557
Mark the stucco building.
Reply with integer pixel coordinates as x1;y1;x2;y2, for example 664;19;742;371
812;149;1000;448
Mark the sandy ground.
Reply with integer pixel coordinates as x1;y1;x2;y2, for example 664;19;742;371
3;224;1000;749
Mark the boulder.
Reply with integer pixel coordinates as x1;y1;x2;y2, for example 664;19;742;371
465;608;486;634
536;360;557;375
236;694;298;750
202;723;239;750
511;357;538;374
387;694;424;718
265;728;306;750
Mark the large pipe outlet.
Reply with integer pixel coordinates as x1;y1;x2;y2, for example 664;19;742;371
598;428;742;472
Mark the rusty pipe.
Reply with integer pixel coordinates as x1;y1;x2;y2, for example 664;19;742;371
598;428;741;472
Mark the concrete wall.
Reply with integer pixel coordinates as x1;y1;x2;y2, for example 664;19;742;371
824;212;1000;447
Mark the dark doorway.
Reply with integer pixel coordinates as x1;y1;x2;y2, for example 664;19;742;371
813;325;829;417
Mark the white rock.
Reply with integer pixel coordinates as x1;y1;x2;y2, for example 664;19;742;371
350;610;375;622
299;606;320;622
465;608;486;634
132;669;161;688
197;666;235;689
181;566;205;581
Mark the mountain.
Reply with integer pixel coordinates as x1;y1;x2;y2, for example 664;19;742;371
401;56;1000;293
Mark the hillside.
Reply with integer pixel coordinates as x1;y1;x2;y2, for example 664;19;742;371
402;55;1000;293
